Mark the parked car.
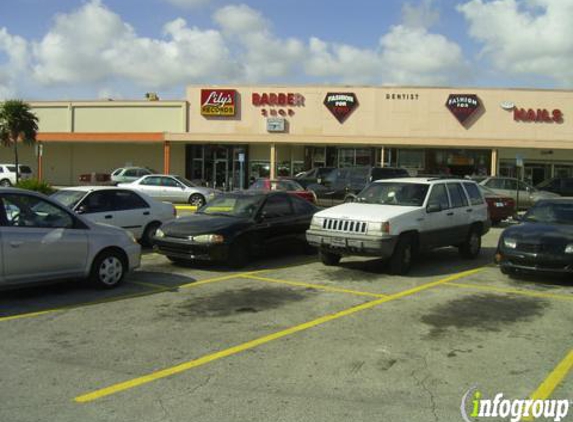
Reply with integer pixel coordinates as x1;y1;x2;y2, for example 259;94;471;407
307;167;409;207
479;176;559;209
154;191;318;268
111;167;155;184
118;174;219;207
495;199;573;276
248;178;317;204
51;186;175;246
291;167;335;188
0;164;33;186
0;188;140;289
536;177;573;197
479;185;515;225
306;178;490;274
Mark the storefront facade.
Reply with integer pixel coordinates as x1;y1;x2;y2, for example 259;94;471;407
1;85;570;188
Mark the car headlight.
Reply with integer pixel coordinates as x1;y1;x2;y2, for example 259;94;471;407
368;222;390;234
155;228;165;239
310;216;325;229
503;238;517;249
190;234;225;244
565;244;573;254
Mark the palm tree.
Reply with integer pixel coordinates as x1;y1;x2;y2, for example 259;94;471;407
0;100;39;184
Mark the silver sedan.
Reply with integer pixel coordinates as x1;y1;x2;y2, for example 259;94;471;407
0;188;141;289
119;175;219;207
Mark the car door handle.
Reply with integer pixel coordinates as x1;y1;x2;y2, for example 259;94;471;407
446;212;454;216
104;215;113;219
143;211;150;215
9;241;23;248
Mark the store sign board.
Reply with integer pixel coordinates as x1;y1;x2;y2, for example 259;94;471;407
201;89;237;116
513;107;563;123
252;93;305;107
446;94;481;126
267;118;285;133
324;93;358;123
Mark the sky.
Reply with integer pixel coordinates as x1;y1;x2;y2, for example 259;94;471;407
0;0;571;101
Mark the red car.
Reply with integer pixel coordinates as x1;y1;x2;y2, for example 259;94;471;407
480;185;515;225
249;179;317;204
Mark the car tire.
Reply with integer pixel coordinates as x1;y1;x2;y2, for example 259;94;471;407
0;179;11;187
228;239;250;269
141;221;161;247
188;193;206;208
89;249;126;289
319;250;341;266
389;235;413;275
459;227;481;259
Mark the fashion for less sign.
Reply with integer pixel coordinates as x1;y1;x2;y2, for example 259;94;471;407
201;89;237;116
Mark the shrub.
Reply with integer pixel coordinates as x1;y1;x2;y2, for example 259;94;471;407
15;179;56;195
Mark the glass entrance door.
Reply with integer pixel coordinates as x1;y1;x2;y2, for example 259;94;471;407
213;160;228;190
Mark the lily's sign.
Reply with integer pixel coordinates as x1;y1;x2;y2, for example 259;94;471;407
201;89;237;117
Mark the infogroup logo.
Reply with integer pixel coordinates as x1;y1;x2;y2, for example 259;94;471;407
461;386;570;422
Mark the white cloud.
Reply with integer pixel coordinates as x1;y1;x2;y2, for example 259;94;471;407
402;0;440;29
162;0;211;9
32;0;237;90
458;0;573;86
0;27;29;99
2;0;474;98
214;5;306;81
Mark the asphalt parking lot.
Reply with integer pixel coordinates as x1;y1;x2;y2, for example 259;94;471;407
1;226;572;422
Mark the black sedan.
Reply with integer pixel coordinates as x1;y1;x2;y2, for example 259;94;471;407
495;199;573;275
153;191;318;267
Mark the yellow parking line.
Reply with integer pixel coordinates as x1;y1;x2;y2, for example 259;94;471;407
447;282;573;302
74;267;484;403
522;349;573;421
174;205;197;211
242;274;388;299
0;286;174;324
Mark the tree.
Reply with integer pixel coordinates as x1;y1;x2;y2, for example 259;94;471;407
0;100;39;185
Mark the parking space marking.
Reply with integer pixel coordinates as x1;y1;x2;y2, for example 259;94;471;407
446;282;573;302
0;286;175;323
523;349;573;421
74;267;484;403
174;205;197;211
241;274;388;298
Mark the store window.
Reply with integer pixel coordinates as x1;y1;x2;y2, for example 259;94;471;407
397;149;425;170
250;161;270;180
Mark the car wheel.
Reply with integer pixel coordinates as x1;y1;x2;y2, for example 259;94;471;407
459;227;481;259
228;239;250;269
189;193;206;207
141;222;161;247
89;250;126;289
319;250;341;266
389;235;413;275
0;179;11;187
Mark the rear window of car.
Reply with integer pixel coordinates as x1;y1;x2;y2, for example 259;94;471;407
463;182;484;206
19;166;32;173
447;183;469;208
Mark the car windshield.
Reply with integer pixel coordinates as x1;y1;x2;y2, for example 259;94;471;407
196;195;264;218
357;182;429;206
173;176;196;188
523;202;573;225
51;190;87;208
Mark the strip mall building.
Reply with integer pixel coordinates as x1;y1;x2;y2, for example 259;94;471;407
3;85;572;188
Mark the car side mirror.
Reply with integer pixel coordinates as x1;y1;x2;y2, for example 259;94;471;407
426;203;442;213
76;205;89;214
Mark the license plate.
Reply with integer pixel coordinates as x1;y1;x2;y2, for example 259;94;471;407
331;237;346;247
495;202;504;207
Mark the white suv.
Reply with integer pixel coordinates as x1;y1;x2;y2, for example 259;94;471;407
0;164;33;186
306;178;490;274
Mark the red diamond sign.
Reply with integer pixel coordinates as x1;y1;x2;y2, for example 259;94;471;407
446;94;481;126
324;93;358;123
